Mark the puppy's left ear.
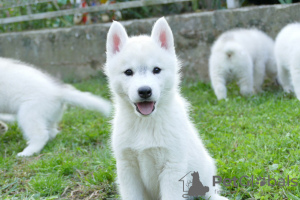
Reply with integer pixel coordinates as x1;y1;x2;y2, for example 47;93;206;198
151;17;175;53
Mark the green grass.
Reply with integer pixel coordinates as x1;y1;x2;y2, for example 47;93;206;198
0;77;299;199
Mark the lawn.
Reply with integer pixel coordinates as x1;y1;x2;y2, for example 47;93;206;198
0;76;299;200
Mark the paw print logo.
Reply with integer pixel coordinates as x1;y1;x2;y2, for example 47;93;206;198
179;171;209;198
256;177;266;186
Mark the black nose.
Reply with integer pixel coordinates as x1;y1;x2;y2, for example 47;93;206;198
138;86;152;99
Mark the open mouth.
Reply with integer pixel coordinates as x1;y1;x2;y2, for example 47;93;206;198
134;101;156;115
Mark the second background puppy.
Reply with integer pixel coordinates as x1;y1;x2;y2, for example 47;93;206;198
209;29;277;100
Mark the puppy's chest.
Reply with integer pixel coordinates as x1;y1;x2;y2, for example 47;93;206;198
138;147;169;167
127;147;169;196
115;121;182;151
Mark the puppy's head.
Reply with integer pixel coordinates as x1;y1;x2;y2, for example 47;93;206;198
105;17;180;117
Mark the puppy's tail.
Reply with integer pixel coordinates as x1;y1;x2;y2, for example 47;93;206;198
61;85;112;117
222;42;251;69
223;42;242;60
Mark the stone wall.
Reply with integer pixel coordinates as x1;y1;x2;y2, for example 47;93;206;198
0;3;299;82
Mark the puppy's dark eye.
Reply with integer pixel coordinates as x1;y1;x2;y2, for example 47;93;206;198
153;67;161;74
124;69;133;76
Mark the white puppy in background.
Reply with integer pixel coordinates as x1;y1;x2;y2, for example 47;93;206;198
274;23;300;99
209;29;277;100
105;17;228;200
0;58;111;156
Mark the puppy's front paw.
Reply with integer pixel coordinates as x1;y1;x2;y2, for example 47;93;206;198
283;86;293;94
17;144;43;157
0;121;8;134
17;151;33;157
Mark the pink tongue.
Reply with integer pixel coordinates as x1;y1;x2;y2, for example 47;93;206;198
137;102;154;115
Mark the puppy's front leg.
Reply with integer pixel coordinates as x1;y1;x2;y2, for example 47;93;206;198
117;159;144;200
210;73;227;100
159;161;187;200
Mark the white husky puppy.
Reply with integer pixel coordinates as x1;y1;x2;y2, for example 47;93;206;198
209;29;277;100
0;57;111;156
105;17;228;200
274;23;300;99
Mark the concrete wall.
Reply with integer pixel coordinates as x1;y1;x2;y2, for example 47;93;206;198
0;3;299;82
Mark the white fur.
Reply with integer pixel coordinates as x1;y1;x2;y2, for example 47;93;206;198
226;0;240;8
274;23;300;99
209;29;277;100
0;114;16;122
105;17;228;200
0;58;111;156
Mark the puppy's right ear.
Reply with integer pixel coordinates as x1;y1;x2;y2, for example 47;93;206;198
106;21;128;57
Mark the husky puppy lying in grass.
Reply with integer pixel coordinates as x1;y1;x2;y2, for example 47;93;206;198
105;17;228;200
209;29;277;100
274;23;300;99
0;58;111;156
